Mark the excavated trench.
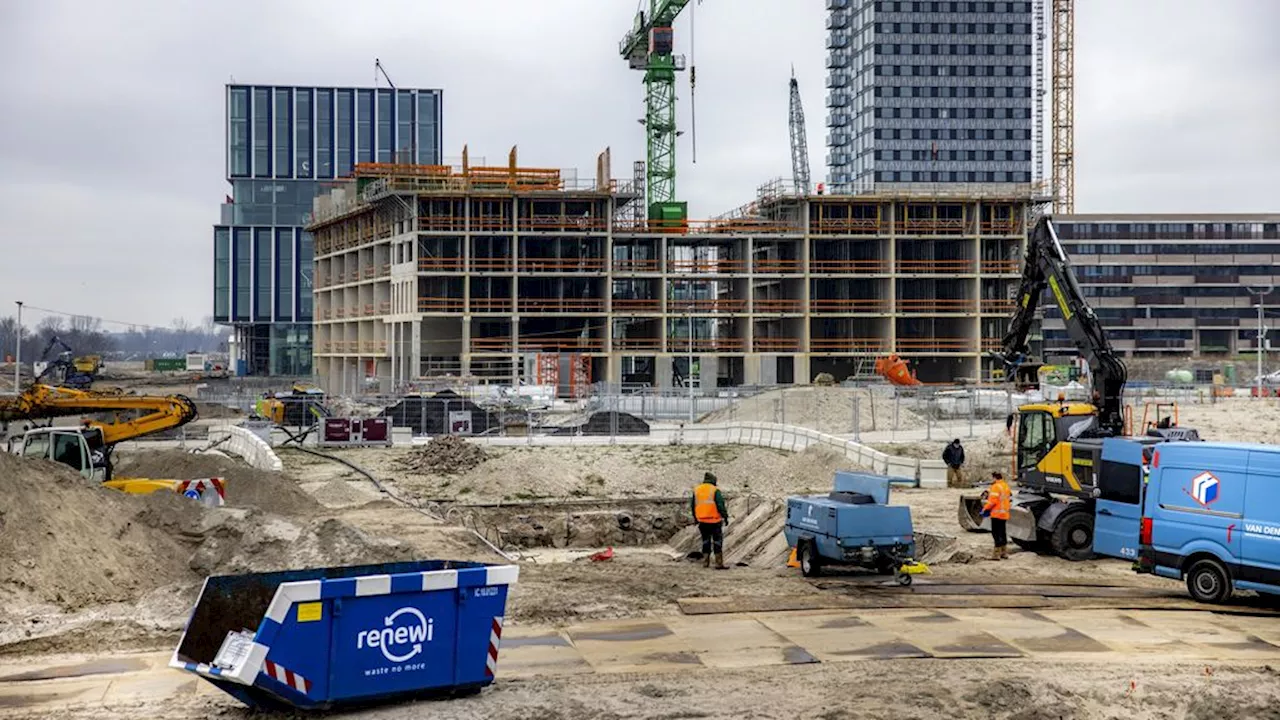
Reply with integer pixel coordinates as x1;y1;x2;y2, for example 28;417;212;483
457;496;961;568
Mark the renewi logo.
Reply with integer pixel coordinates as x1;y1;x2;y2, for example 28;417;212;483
357;607;434;663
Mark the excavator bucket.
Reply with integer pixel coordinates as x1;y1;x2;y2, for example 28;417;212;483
873;354;923;387
957;494;991;533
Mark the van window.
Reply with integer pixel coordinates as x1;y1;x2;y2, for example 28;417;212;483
1098;459;1141;504
1018;411;1055;469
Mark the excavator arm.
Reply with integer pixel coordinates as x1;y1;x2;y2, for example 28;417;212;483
991;215;1128;436
0;384;198;445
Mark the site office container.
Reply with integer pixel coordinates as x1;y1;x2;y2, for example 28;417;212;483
1137;442;1280;603
171;560;518;711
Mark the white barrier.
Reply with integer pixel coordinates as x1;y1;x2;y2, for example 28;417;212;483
208;425;284;472
460;421;926;487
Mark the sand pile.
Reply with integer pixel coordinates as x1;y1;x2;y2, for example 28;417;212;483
397;435;490;474
698;385;926;434
390;443;858;502
0;453;413;612
114;449;320;517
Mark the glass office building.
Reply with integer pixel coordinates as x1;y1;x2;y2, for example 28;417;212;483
213;84;443;375
827;0;1036;192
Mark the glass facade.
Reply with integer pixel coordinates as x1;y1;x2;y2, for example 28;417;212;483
215;83;443;375
1044;217;1280;355
827;0;1035;192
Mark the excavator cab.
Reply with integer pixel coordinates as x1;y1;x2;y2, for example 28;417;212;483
15;427;106;481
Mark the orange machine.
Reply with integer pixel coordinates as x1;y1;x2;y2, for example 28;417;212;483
874;354;922;387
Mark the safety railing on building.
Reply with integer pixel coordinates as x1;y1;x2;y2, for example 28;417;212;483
980;259;1021;274
418;257;464;272
471;338;514;353
753;337;802;352
612;298;662;312
518;258;607;273
810;298;891;313
470;258;513;271
613;337;664;350
810;218;885;235
980;299;1016;314
897;298;975;313
523;216;609;233
418;297;466;312
667;298;748;314
979;220;1021;235
613;258;661;273
753;258;803;273
470;298;514;313
900;218;966;235
896;337;974;353
518;298;606;313
896;259;974;274
809;337;888;352
809;259;890;274
753;299;803;313
667;258;748;274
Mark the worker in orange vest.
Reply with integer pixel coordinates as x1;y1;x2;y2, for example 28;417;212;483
981;471;1012;560
691;472;729;569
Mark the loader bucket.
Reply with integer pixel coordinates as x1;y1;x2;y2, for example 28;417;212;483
170;560;518;711
958;494;992;533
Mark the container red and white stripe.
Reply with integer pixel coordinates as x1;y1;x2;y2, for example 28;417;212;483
485;617;504;677
263;659;311;694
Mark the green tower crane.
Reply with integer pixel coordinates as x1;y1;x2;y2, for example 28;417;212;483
619;0;695;227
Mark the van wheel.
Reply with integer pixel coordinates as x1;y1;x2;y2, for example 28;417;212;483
1050;512;1095;561
1186;559;1232;604
800;542;822;578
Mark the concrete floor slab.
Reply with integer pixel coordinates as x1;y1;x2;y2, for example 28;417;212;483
754;612;930;661
566;620;703;674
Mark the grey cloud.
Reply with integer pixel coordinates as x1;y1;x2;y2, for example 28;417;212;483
0;0;1275;326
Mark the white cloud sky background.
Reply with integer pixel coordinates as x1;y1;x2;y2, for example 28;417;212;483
0;0;1276;327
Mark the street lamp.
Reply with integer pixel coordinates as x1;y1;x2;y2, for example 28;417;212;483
13;301;22;393
1246;285;1273;397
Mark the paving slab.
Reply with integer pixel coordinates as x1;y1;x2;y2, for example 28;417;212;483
754;611;931;661
943;608;1111;656
665;616;818;669
861;610;1024;658
1129;610;1280;660
566;620;703;674
1040;609;1204;658
498;630;592;678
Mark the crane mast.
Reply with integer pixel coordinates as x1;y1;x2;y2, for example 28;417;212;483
620;0;694;225
788;71;811;195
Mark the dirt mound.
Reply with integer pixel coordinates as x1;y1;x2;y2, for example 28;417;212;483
698;385;926;434
0;453;201;608
114;449;320;517
0;453;414;613
397;436;490;474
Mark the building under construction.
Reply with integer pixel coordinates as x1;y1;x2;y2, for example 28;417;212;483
306;150;1036;393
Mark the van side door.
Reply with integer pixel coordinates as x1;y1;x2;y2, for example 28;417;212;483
1093;438;1145;560
1151;445;1245;568
1240;450;1280;589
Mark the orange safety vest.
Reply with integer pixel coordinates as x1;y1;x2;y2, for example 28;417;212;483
984;479;1012;520
693;483;723;523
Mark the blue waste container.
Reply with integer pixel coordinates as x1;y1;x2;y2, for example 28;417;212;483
169;560;519;711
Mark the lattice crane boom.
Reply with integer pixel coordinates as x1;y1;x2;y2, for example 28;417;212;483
1051;0;1074;214
788;70;811;195
620;0;695;221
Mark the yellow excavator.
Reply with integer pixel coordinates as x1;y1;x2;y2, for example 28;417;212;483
0;383;224;505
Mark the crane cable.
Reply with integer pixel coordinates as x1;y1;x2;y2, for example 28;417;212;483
690;0;698;164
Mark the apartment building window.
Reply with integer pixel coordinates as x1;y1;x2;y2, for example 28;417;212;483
253;88;271;177
229;88;249;177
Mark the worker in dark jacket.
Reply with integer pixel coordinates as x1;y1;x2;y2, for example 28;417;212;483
943;439;966;488
691;472;729;569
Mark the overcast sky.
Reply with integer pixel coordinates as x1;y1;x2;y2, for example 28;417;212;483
1;0;1277;327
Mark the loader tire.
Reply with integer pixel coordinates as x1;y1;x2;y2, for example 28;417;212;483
1050;511;1094;562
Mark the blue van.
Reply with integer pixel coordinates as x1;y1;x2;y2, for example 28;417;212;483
1137;441;1280;603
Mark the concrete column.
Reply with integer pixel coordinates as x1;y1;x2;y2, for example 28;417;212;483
743;355;762;386
795;354;811;385
700;354;719;390
656;356;675;390
607;354;622;386
410;319;422;381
